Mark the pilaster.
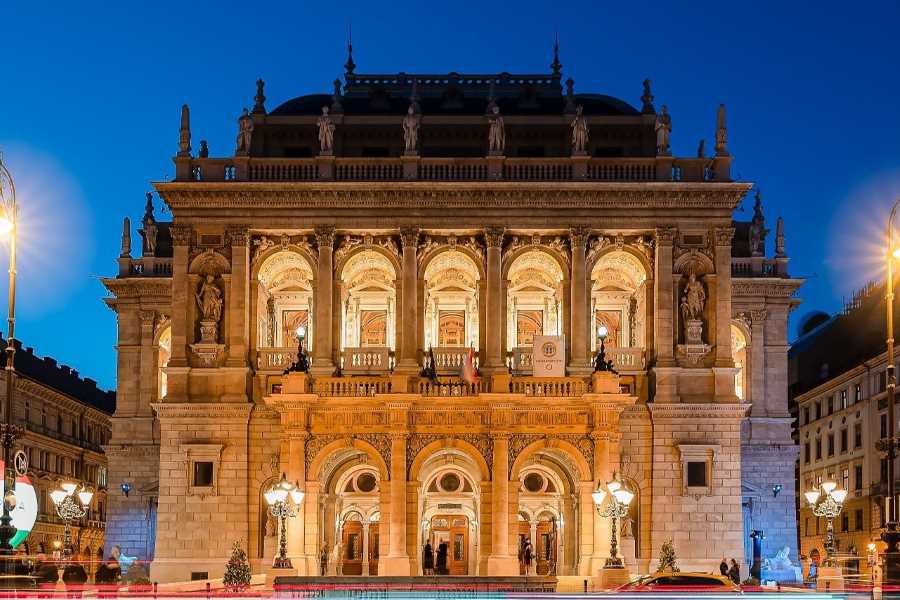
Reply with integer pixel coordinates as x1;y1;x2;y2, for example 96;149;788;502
483;227;506;372
168;224;192;369
396;228;420;373
226;226;250;368
569;227;591;374
312;226;335;375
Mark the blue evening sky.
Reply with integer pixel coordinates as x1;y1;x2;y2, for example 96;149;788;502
2;1;899;390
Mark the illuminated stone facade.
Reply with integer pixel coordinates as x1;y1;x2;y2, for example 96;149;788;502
102;57;801;582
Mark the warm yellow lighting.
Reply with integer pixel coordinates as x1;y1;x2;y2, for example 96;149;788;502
868;542;878;552
296;325;306;340
598;325;608;341
591;489;607;506
613;489;635;506
821;481;837;494
893;247;900;260
804;490;820;505
607;479;621;493
0;217;12;236
289;489;305;504
831;489;848;504
50;490;67;506
263;489;279;506
77;487;94;506
61;482;77;496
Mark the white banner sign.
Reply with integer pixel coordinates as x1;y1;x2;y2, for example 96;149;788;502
532;335;566;377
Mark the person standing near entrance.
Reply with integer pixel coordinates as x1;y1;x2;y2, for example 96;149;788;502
524;540;535;576
423;541;434;576
720;558;729;577
436;542;448;575
728;559;741;585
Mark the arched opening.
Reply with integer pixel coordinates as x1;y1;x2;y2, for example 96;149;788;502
339;249;397;374
506;250;565;372
423;250;481;373
517;466;566;575
731;323;749;401
157;325;171;399
254;250;315;370
590;250;649;371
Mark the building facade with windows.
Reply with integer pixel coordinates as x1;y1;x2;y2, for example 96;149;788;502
792;283;897;576
102;51;801;583
0;338;113;558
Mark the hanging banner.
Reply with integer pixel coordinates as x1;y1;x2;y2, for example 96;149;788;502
532;335;566;377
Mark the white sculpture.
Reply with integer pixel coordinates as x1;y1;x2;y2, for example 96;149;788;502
571;105;589;155
488;105;505;155
317;106;336;155
655;105;672;155
402;105;420;154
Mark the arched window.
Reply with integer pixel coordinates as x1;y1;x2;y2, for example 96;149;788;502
731;323;748;401
157;326;171;399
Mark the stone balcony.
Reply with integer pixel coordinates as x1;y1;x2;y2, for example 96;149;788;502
178;154;732;183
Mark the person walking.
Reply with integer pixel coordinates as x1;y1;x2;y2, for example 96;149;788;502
436;542;448;575
320;544;328;577
524;541;534;576
728;559;741;585
719;558;729;577
423;541;434;576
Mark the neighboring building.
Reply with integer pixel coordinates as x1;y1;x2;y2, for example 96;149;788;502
791;282;892;576
102;48;801;582
0;338;114;557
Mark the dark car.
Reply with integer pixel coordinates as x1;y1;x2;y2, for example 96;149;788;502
618;572;741;592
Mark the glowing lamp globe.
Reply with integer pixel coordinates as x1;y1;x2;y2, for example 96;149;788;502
804;490;820;505
591;489;607;506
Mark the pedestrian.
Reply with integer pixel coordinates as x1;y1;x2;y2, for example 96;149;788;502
524;541;534;576
728;558;740;585
320;544;328;577
719;557;729;576
423;541;434;575
436;541;448;575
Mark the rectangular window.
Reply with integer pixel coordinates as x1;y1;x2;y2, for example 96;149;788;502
855;383;862;402
855;464;863;491
803;407;810;425
855;423;863;449
827;397;834;415
856;509;864;531
840;429;848;453
842;467;850;491
841;513;849;533
840;390;848;409
816;438;822;460
827;434;835;457
804;442;811;464
686;461;707;487
192;461;214;487
815;402;822;420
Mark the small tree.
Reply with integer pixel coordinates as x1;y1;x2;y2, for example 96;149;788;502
223;541;252;592
656;539;680;573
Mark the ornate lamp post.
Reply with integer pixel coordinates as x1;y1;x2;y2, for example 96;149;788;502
284;325;309;374
264;473;304;568
49;482;93;557
882;197;900;583
593;325;617;374
804;481;847;567
0;155;21;566
592;473;634;568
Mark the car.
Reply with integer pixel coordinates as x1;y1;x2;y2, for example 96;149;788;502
618;572;741;592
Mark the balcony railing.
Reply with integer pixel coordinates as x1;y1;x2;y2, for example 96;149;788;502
183;155;730;183
429;347;478;375
416;378;488;397
313;377;392;396
509;376;589;397
732;256;787;278
341;347;393;374
121;256;172;277
257;347;301;371
509;347;533;374
510;346;646;374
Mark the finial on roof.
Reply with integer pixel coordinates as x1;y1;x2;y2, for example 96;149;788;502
775;216;786;258
409;78;420;113
253;78;266;114
120;216;131;258
564;78;576;113
199;139;209;158
715;104;729;156
177;104;191;157
696;139;705;158
331;79;344;113
749;188;767;257
550;33;562;76
486;80;497;115
641;79;655;114
344;26;356;77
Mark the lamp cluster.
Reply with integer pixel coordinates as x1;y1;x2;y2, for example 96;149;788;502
264;473;304;569
50;481;94;556
592;473;634;568
804;481;846;567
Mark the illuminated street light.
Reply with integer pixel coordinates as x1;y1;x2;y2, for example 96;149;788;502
593;325;617;374
592;472;634;568
264;473;304;568
805;481;846;567
881;197;900;583
284;325;309;374
50;482;93;557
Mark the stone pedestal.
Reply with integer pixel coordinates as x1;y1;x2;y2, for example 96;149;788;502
486;555;519;576
591;371;619;393
599;566;632;589
816;566;844;591
619;537;636;568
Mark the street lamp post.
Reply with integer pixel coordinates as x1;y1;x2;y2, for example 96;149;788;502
882;197;900;583
283;326;309;374
0;155;21;567
804;481;847;567
49;482;93;557
264;473;304;569
593;325;617;374
592;473;634;568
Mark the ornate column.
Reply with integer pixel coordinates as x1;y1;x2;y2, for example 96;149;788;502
362;522;370;576
226;226;249;367
382;432;411;574
486;429;518;575
138;310;157;412
713;227;737;402
168;224;192;368
483;227;506;372
653;227;676;367
312;226;335;374
569;227;590;372
397;228;420;373
750;310;767;416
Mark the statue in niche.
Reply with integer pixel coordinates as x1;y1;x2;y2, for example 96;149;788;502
680;273;706;345
487;105;505;155
655;105;672;155
402;105;420;154
197;274;223;320
317;106;335;154
571;105;589;155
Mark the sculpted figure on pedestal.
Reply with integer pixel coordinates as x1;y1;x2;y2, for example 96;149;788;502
655;105;672;155
571;105;589;155
235;108;253;156
680;273;706;322
196;274;223;323
317;106;336;155
140;192;158;256
402;105;420;153
488;105;505;155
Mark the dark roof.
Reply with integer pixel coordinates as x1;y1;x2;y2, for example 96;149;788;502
0;338;115;414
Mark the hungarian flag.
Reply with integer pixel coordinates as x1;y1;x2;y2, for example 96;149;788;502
460;346;479;385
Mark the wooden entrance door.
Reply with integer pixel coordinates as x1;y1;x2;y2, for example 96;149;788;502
536;520;555;575
431;515;468;575
518;522;530;575
341;521;363;575
368;523;379;575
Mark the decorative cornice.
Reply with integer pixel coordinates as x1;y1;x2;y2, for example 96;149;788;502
151;402;254;421
314;225;335;249
731;278;804;298
655;226;677;245
399;227;420;249
226;225;250;247
713;226;735;246
101;278;172;299
649;402;749;420
569;226;590;248
156;182;752;212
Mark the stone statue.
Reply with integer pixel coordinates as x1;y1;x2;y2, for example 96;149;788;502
264;512;276;537
253;78;266;114
488;105;505;155
641;79;655;113
317;106;336;155
775;216;786;257
715;104;728;156
402;105;420;154
235;108;253;156
178;104;191;157
749;190;768;256
140;192;158;256
621;515;634;538
570;105;589;155
680;273;706;322
655;105;671;155
120;217;131;258
196;274;223;323
198;140;209;158
331;79;343;113
697;139;705;158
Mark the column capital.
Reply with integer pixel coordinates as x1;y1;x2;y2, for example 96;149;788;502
139;309;156;328
389;432;409;443
399;227;420;249
750;308;768;323
314;225;336;249
226;225;250;247
569;226;591;248
484;226;506;248
490;431;510;442
655;226;677;245
170;224;193;247
713;226;735;246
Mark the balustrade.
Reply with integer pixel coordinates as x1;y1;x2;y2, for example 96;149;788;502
335;159;403;181
607;347;647;371
313;376;392;397
429;347;478;375
257;347;301;371
509;347;534;374
341;347;392;374
509;376;589;397
416;377;486;397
